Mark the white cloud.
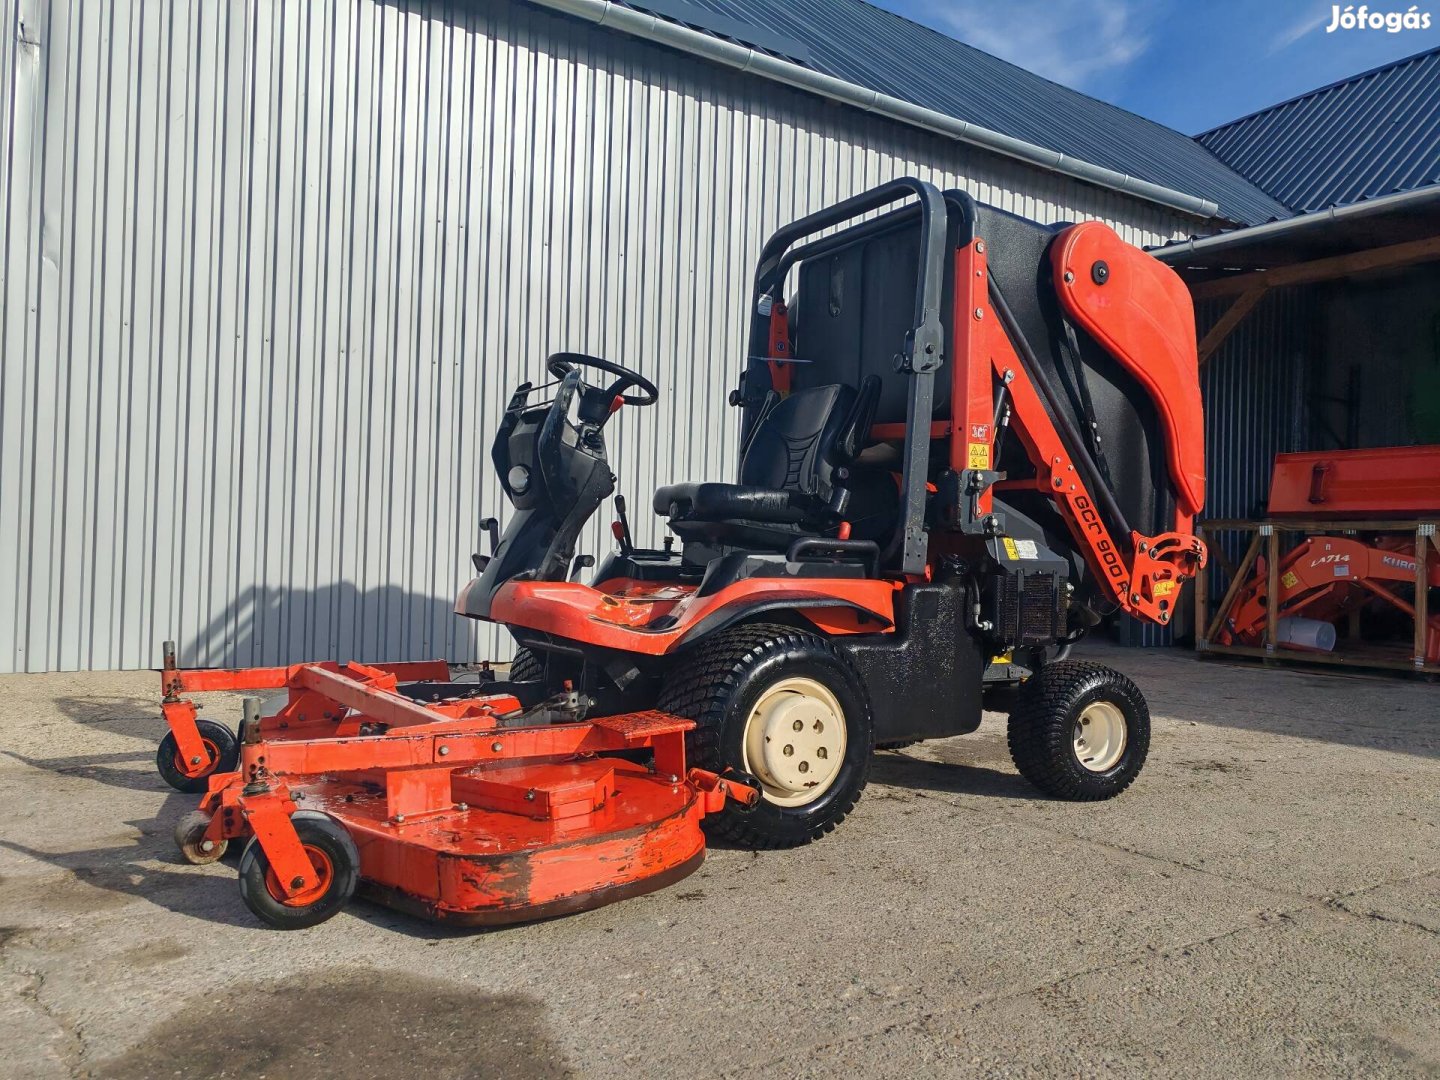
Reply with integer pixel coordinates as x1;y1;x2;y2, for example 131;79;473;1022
915;0;1152;91
1268;7;1329;53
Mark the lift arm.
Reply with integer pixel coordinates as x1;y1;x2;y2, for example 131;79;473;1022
951;230;1206;626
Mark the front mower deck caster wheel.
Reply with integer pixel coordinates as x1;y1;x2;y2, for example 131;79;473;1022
156;718;239;793
1007;659;1149;801
174;810;228;865
238;811;360;930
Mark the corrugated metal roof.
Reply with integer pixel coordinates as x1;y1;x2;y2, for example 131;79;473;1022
604;0;1290;225
1197;46;1440;214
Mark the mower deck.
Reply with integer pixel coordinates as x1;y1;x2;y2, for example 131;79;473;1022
262;762;707;925
162;650;754;928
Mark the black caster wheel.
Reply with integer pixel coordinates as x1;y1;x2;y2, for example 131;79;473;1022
174;809;228;865
238;811;360;930
156;719;240;793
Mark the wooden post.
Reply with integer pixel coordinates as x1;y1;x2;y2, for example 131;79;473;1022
1204;528;1264;645
1264;525;1280;656
1415;525;1431;669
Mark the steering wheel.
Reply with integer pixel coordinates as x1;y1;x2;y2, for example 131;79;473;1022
546;352;659;407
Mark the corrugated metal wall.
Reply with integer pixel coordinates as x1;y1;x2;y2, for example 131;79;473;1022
1200;288;1314;523
1315;268;1440;448
1182;287;1314;645
0;0;1201;673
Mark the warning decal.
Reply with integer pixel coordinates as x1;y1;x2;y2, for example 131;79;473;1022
968;442;991;470
1281;571;1299;589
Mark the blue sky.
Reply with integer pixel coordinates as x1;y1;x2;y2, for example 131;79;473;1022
870;0;1440;133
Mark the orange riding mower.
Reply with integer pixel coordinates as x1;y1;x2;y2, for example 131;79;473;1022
158;179;1204;929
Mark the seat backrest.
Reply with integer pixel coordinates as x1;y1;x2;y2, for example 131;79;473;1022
790;221;954;425
741;381;876;498
786;194;1177;537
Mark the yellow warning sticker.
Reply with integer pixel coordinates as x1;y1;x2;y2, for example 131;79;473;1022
1281;570;1299;589
1154;580;1176;597
1002;537;1020;561
968;442;991;470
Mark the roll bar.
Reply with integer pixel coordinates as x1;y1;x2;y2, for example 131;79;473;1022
746;177;949;577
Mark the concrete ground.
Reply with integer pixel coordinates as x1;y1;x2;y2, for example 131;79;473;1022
0;643;1436;1079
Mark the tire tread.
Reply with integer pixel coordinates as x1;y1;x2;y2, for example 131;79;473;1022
1007;659;1148;802
658;622;869;849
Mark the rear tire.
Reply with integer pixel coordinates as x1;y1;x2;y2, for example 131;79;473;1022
1007;660;1148;801
508;648;545;682
659;623;871;848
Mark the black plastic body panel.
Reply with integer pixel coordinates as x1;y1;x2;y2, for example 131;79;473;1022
837;583;985;744
591;550;701;584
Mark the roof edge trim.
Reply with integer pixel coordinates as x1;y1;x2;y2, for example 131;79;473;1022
1151;184;1440;261
530;0;1223;221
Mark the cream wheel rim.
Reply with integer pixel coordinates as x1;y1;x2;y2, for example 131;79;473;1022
741;677;847;807
1073;700;1127;772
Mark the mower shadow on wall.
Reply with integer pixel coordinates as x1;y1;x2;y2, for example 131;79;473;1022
5;584;468;793
167;582;477;674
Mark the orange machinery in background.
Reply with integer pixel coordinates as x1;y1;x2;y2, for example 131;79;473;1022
1268;446;1440;518
1209;446;1440;669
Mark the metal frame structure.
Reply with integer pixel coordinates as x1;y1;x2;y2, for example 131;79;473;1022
1196;518;1440;674
743;184;1206;620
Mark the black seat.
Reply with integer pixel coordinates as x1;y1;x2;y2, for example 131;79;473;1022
655;378;880;548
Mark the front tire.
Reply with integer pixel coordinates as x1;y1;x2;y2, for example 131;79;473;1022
659;623;872;848
1007;660;1149;800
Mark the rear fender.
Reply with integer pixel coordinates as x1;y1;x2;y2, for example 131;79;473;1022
671;594;894;651
489;578;896;657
